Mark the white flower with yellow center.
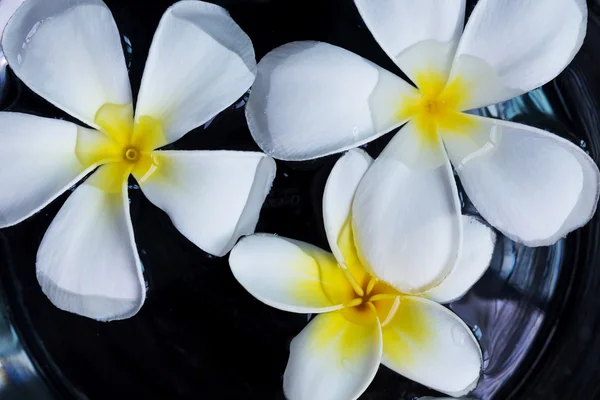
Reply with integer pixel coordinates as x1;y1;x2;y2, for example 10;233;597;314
246;0;600;292
230;149;497;399
0;0;276;321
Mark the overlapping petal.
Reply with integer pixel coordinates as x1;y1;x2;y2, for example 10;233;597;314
138;151;275;257
352;122;462;293
1;0;132;129
284;308;382;400
354;0;465;86
450;0;587;110
229;235;355;313
135;1;256;148
0;113;105;227
36;165;145;321
246;41;418;161
382;296;481;397
442;116;600;246
323;149;373;266
424;216;496;304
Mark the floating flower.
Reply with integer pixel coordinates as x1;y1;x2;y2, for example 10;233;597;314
246;0;599;291
0;0;275;320
230;149;497;399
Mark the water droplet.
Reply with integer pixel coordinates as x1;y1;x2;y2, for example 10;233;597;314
451;325;466;346
23;21;42;50
341;358;351;368
16;54;22;65
352;126;360;140
473;324;483;340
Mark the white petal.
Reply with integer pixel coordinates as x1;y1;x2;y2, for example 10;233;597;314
352;122;462;293
382;296;481;397
0;0;25;41
450;0;587;110
230;235;356;313
424;216;496;304
442;116;600;246
354;0;465;84
284;310;382;400
139;151;275;257
246;41;418;161
0;113;100;228
1;0;132;128
323;149;373;265
36;165;145;321
135;1;256;147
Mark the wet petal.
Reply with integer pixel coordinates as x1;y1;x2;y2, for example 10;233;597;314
354;0;465;85
229;235;355;313
2;0;132;128
139;151;275;257
323;149;373;266
382;296;481;397
424;216;496;304
284;308;382;400
0;113;104;227
36;165;145;321
352;122;462;294
135;1;256;147
246;41;418;161
450;0;587;109
442;116;600;246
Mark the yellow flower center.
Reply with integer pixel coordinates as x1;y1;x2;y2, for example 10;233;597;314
124;147;140;163
311;218;433;362
75;103;167;193
329;218;402;327
397;70;477;147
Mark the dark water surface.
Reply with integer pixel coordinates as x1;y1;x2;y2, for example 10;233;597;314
1;0;600;399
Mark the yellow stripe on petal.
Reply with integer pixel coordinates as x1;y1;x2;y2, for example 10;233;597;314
413;69;447;99
87;162;132;194
75;127;122;168
132;115;167;152
412;112;439;148
284;308;382;400
381;296;482;396
381;296;433;365
340;302;379;328
94;103;134;146
337;216;372;292
230;235;356;313
301;245;357;306
131;152;160;185
308;305;379;362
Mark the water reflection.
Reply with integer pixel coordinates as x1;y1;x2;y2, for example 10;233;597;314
451;238;563;399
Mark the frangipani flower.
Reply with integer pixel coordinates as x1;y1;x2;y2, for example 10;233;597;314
0;0;275;321
230;149;497;399
246;0;600;291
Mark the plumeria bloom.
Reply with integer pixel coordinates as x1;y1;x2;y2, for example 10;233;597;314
247;0;600;291
230;149;497;399
0;0;276;321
